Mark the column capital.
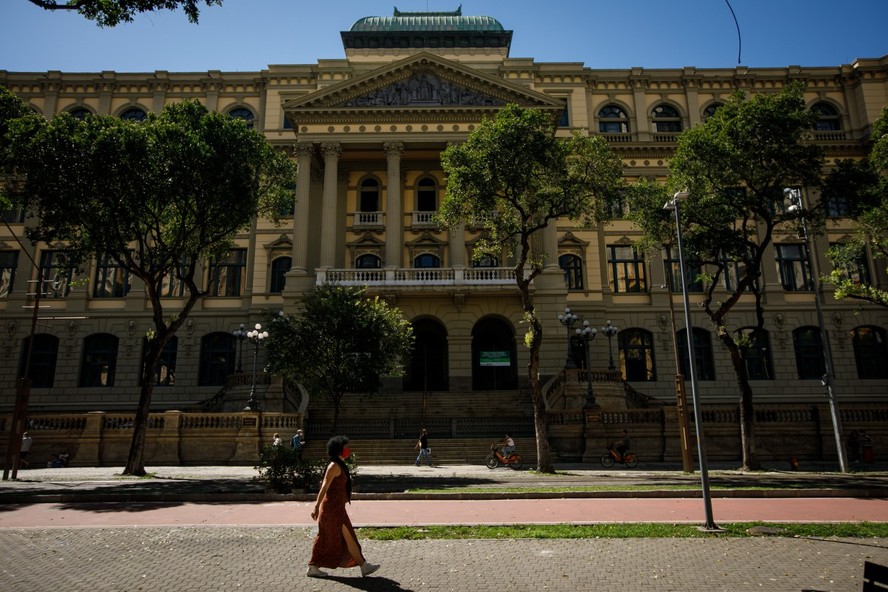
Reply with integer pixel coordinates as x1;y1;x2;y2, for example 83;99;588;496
294;142;315;159
384;141;405;158
320;142;341;160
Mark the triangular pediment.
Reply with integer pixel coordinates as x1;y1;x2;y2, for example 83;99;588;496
283;52;564;125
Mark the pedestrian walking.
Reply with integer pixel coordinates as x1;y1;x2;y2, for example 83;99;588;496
19;431;32;468
414;428;432;467
307;435;380;579
291;429;306;460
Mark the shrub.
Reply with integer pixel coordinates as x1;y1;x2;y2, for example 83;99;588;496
255;444;325;494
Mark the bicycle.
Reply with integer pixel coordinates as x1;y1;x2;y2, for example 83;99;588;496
485;443;523;470
600;443;638;468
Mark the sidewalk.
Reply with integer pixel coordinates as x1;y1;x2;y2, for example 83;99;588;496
2;462;888;503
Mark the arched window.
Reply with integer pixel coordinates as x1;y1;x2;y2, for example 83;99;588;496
119;107;148;122
558;254;584;291
702;102;724;120
270;256;291;293
811;102;841;131
736;328;774;380
598;105;629;134
793;326;825;380
619;328;656;382
851;326;888;379
473;254;498;268
80;333;119;387
355;254;381;269
652;104;682;133
68;107;92;119
414;253;440;268
142;336;178;386
20;334;59;389
228;107;255;128
416;177;437;212
199;332;236;386
359;178;380;212
677;327;716;381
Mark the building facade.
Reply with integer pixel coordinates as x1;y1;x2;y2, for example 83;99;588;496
1;8;887;425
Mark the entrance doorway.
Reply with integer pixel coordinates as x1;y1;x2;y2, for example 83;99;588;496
403;318;449;392
472;316;518;390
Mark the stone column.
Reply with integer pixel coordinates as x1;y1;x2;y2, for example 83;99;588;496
319;142;341;268
291;142;314;273
449;222;466;268
543;220;559;269
384;142;404;269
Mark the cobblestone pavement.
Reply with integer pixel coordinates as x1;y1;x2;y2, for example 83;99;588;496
1;526;887;592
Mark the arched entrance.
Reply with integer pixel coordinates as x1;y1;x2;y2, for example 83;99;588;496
472;316;518;390
403;318;449;392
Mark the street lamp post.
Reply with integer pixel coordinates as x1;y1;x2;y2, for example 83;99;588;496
232;323;247;373
601;320;618;370
557;307;579;368
244;323;269;412
576;320;598;407
665;190;719;531
785;187;848;473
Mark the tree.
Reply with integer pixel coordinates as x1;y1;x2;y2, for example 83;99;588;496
1;88;296;475
825;106;888;307
25;0;222;26
265;284;414;435
438;104;624;473
627;84;824;471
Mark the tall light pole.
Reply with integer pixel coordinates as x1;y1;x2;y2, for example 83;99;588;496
785;187;848;473
665;190;718;531
244;323;268;412
576;320;597;407
557;307;579;368
601;320;618;371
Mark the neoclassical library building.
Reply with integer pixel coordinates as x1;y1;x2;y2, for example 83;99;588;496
1;8;886;465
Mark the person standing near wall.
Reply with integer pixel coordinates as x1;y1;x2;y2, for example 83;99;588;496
19;432;32;469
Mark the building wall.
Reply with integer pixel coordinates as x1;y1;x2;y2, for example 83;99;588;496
1;48;887;414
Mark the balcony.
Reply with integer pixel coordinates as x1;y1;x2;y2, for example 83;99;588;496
411;211;437;229
353;211;384;229
317;266;516;288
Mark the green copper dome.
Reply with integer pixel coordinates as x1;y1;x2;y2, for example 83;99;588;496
342;6;512;53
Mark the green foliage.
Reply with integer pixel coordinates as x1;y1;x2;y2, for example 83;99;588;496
438;104;623;272
0;87;295;475
265;284;414;430
27;0;223;27
822;107;888;308
254;444;325;494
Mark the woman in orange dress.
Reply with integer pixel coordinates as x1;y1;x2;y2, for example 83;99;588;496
306;435;380;578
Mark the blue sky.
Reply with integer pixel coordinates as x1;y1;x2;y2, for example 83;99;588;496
1;0;886;73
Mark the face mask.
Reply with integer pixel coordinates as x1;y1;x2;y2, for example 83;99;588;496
342;447;350;459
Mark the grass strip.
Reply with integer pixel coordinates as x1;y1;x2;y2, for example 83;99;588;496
359;522;888;540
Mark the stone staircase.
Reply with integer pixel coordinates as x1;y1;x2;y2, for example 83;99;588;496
300;389;538;465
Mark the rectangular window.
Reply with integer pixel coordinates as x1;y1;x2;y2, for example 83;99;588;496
208;249;247;297
830;243;871;287
664;247;703;293
93;254;131;298
607;245;646;293
38;250;73;298
775;244;811;292
0;250;18;298
160;258;191;297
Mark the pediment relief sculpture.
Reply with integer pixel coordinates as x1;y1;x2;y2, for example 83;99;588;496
340;72;505;108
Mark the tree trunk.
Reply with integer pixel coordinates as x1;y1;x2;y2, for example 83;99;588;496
518;284;554;473
123;343;162;476
726;342;761;471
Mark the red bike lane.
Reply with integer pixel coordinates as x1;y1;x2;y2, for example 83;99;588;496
2;497;887;529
